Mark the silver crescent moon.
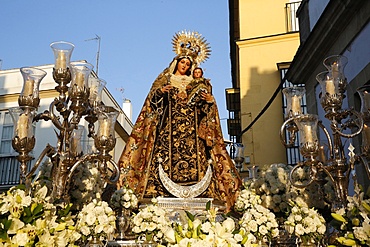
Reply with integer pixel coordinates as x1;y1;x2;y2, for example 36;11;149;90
158;163;212;198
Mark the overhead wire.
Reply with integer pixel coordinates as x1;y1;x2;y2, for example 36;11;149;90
237;80;285;139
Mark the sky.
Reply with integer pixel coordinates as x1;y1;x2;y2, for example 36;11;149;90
0;0;233;138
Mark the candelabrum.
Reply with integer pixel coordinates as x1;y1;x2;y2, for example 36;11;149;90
9;41;120;203
280;55;370;210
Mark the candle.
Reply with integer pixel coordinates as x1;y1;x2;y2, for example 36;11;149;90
17;113;29;139
325;79;335;95
71;137;80;155
363;92;370;110
363;124;370;144
23;79;35;96
100;119;111;137
75;72;85;88
318;145;326;163
304;125;313;143
56;51;66;69
89;85;98;101
291;95;301;114
332;61;339;79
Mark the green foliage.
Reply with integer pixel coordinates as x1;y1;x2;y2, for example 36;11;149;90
21;203;44;224
0;218;12;240
185;210;195;222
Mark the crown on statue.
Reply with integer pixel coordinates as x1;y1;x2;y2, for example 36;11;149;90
172;30;211;66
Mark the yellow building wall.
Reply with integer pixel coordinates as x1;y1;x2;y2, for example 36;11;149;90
237;0;300;167
239;0;289;38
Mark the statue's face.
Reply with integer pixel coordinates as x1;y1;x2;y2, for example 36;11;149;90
193;68;203;79
176;58;191;75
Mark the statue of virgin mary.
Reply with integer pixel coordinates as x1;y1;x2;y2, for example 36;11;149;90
117;31;241;212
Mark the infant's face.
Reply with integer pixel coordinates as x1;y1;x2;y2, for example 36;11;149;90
193;69;203;79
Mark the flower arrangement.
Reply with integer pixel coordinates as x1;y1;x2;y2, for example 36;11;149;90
245;163;333;222
284;202;326;245
165;212;249;247
331;185;370;246
239;203;279;243
287;165;334;211
75;198;116;242
236;189;279;243
132;198;172;243
32;159;104;211
0;185;80;246
68;161;105;211
234;187;262;212
132;199;254;246
160;202;251;247
110;186;138;211
245;163;292;213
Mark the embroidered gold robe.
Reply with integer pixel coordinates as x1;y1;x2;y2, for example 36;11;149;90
118;67;242;212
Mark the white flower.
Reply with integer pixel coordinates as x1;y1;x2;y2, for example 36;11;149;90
239;196;279;242
110;186;139;210
0;184;79;246
76;199;116;240
284;203;326;242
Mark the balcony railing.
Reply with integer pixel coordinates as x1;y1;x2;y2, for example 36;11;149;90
285;1;301;32
0;156;21;190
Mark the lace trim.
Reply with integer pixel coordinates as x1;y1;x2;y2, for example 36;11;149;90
170;74;192;92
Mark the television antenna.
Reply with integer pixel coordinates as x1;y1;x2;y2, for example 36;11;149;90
85;34;101;75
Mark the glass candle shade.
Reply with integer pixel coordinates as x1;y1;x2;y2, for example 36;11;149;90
357;85;370;114
70;125;84;157
294;114;319;157
323;55;348;94
233;143;245;166
19;67;47;108
282;86;305;119
69;62;93;93
97;108;119;139
50;41;74;70
88;77;106;106
316;71;338;96
9;107;36;139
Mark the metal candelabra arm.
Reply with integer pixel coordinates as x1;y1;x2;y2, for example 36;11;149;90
331;108;364;138
358;155;370;180
64;154;120;200
25;144;56;180
49;100;76;132
289;161;316;188
99;159;120;185
280;117;298;147
318;121;334;159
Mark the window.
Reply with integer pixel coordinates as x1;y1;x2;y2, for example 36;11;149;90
286;1;301;32
0;111;20;186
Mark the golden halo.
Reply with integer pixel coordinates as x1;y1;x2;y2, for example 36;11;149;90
172;30;211;65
